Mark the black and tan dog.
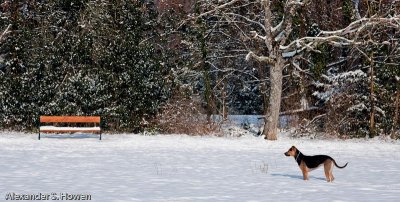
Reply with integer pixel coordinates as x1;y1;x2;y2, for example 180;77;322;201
284;146;348;182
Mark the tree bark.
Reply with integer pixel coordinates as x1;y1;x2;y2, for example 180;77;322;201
369;57;375;138
222;79;228;121
255;62;269;117
392;89;399;139
352;0;361;20
263;55;283;140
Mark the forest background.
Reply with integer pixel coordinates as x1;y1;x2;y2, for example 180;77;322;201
0;0;399;139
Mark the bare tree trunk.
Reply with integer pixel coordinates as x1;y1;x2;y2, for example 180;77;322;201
263;56;283;140
257;63;269;118
352;0;361;20
369;58;375;138
200;29;214;124
392;89;399;139
261;84;269;119
204;75;214;124
222;79;228;121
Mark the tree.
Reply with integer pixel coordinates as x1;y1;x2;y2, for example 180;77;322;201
0;0;171;131
192;0;400;140
170;0;263;122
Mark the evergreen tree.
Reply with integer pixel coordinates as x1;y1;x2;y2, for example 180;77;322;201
0;0;171;132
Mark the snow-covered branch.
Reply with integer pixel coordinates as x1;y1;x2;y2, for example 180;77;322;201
279;106;320;116
0;24;11;42
274;0;309;42
280;36;358;50
195;0;241;19
319;16;400;36
245;51;275;64
279;14;399;55
249;31;266;42
271;19;284;36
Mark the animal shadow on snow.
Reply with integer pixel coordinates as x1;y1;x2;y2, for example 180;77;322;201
271;173;326;181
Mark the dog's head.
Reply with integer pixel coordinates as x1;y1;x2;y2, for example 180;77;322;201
284;146;297;156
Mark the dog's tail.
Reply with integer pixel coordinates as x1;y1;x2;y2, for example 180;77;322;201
333;160;348;169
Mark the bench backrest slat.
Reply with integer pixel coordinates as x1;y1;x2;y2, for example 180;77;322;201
40;116;100;123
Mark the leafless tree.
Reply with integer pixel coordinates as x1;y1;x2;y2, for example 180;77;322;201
193;0;400;140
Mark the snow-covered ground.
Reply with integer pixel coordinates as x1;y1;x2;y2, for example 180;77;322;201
0;132;399;202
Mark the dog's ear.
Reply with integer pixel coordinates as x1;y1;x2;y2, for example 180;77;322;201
291;146;297;151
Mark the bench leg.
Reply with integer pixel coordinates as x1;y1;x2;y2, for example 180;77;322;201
99;131;102;140
38;132;41;140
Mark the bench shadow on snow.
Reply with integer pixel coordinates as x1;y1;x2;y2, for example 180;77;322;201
41;133;100;139
271;173;326;181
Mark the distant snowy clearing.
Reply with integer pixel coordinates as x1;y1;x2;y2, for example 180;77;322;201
0;132;399;202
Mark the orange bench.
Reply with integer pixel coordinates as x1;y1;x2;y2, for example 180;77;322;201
39;116;101;140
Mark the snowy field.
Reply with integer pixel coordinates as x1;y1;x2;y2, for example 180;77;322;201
0;132;399;202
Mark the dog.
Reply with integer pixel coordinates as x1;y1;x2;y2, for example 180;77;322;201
284;146;348;182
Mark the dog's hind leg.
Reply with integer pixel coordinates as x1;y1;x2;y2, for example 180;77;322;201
329;162;335;182
324;168;331;182
324;160;334;182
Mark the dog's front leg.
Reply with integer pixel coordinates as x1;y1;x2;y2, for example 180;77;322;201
300;164;309;180
302;170;309;180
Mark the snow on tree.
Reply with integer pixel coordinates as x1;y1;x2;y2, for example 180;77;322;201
0;0;171;131
191;0;400;140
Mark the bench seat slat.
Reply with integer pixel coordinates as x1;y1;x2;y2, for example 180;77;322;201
40;126;101;133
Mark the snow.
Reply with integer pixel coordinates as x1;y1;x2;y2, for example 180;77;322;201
40;126;101;131
1;132;399;202
312;88;335;102
282;50;297;58
245;51;253;61
347;103;367;112
324;69;367;84
313;69;368;104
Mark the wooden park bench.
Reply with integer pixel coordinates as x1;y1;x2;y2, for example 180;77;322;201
39;116;102;140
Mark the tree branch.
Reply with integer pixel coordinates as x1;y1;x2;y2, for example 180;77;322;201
225;13;266;32
245;51;275;64
0;24;12;42
196;0;241;19
319;16;400;36
280;36;359;50
263;0;273;53
276;0;309;45
278;9;399;55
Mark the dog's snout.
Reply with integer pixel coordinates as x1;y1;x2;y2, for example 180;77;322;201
284;152;289;156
